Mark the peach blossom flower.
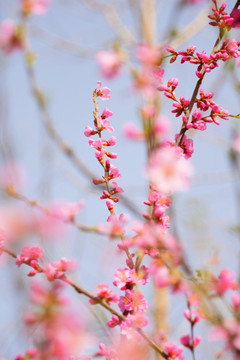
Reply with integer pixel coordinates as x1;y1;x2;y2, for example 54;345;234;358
96;50;123;78
147;145;193;194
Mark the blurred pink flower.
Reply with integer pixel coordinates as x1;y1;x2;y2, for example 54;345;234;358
45;257;76;281
16;246;43;266
49;200;85;221
180;334;201;348
96;50;123;78
0;19;23;54
0;227;6;255
21;0;50;15
163;342;184;360
211;269;238;295
232;134;240;153
147;145;193;194
123;122;144;140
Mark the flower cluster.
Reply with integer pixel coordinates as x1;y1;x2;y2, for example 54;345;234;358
179;293;204;355
208;1;235;29
89;283;119;305
156;332;184;360
159;76;230;131
23;280;88;359
85;82;123;206
15;348;38;360
45;257;76;281
167;37;240;79
16;246;43;276
113;267;148;290
211;268;238;295
210;282;240;359
133;43;165;96
143;185;172;225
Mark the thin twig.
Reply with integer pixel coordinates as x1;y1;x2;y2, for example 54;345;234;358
4;186;100;234
79;0;135;45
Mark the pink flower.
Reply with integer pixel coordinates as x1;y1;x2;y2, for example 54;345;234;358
96;50;123;78
49;200;85;221
0;19;23;54
21;0;50;16
90;283;119;305
99;118;114;132
16;246;43;267
113;268;147;290
183;309;205;324
45;257;76;281
144;188;172;217
136;43;161;66
0;228;6;255
111;181;124;194
230;9;240;28
89;138;103;150
123;122;144;140
154;116;171;139
211;269;238;295
109;164;121;180
101;108;113;119
150;265;171;288
120;314;148;338
96;81;111;100
163;342;184;360
16;246;43;276
119;289;148;313
175;134;194;159
107;314;120;328
180;334;201;348
167;77;179;90
193;336;201;348
187;293;200;307
84;126;96;137
147;145;193;194
28;280;67;306
96;343;117;360
98;213;126;238
211;318;240;355
15;349;38;360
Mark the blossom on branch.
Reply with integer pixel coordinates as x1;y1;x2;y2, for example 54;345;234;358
147;145;193;194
